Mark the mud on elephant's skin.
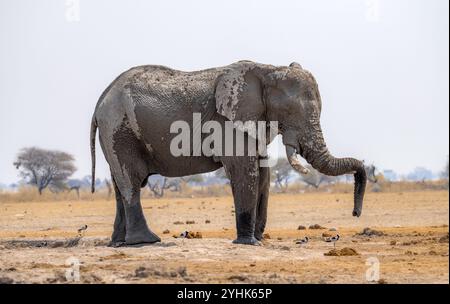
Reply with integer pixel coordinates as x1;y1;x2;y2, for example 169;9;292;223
90;60;367;246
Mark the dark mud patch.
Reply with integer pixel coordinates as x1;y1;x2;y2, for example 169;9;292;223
0;237;110;249
0;276;15;284
438;233;449;243
102;252;130;260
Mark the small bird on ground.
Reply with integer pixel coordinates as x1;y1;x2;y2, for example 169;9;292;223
77;225;88;235
322;232;340;248
295;236;309;246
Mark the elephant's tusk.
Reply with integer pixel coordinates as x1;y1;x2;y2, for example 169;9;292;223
289;155;310;175
286;145;310;175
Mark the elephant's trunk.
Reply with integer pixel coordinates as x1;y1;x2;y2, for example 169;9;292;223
287;117;367;217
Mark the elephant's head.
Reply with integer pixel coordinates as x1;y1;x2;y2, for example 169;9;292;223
215;61;367;217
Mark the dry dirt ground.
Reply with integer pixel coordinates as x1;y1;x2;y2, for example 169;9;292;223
0;191;448;284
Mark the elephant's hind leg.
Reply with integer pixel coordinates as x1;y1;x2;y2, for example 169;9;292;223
110;172;160;245
108;177;126;247
106;123;160;246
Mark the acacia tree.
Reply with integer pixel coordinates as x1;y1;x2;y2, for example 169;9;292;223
13;147;76;194
147;175;184;198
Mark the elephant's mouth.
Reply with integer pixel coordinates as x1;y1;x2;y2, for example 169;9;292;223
296;144;304;158
286;142;305;160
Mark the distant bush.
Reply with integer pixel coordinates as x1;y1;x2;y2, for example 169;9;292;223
0;179;447;203
282;179;449;194
0;186;110;203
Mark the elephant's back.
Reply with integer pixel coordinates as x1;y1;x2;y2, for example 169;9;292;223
120;65;221;105
95;64;221;121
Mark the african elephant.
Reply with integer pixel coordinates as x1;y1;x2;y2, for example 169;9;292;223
90;60;367;247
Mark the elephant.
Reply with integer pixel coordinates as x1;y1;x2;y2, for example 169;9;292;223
90;60;367;247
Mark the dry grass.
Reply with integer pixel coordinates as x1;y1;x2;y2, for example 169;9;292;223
0;187;111;203
370;180;448;192
287;180;449;194
1;180;447;203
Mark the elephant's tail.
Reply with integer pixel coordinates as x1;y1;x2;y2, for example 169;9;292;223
90;115;97;193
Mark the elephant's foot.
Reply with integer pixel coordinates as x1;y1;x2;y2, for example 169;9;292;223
109;228;126;247
232;236;262;246
254;230;265;241
107;240;126;248
125;228;161;245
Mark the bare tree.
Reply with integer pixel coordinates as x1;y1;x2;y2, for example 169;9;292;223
365;164;378;183
147;178;165;197
183;174;204;184
298;164;336;188
214;167;228;179
13;147;76;195
441;157;449;187
166;178;182;192
441;157;449;179
69;185;80;199
271;158;293;192
105;178;113;200
147;176;183;198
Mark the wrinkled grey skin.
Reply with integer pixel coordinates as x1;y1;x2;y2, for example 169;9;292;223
90;61;367;247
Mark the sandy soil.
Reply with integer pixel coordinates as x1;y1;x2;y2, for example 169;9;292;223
0;191;448;284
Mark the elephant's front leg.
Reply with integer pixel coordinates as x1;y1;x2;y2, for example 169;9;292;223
223;156;261;246
254;165;269;241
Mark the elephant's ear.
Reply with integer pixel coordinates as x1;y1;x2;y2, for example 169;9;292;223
215;62;265;137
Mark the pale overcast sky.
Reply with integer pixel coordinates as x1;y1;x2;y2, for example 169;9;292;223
0;0;448;184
